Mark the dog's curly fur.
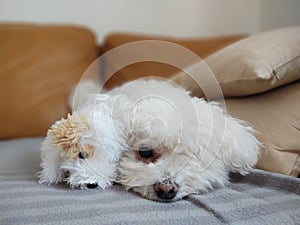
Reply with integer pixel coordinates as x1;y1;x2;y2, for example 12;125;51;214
111;79;260;202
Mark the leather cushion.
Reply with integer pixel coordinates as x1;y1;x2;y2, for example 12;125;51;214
101;33;247;88
226;81;300;177
0;23;97;139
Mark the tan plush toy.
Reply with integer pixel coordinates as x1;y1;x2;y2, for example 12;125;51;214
38;86;132;189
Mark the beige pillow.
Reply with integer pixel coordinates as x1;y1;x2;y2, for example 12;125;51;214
0;24;98;139
171;26;300;98
225;81;300;177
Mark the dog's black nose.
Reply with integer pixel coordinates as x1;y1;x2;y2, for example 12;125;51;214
86;183;98;189
153;181;178;200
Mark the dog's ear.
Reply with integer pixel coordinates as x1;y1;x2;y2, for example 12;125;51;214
192;98;260;174
49;112;94;159
219;113;261;174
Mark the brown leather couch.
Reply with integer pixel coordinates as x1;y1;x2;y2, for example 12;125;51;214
0;23;245;139
0;23;299;177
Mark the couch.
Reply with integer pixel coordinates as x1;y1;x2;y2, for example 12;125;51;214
0;23;299;224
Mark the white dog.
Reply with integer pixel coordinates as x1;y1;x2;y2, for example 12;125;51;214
38;81;131;189
39;78;260;202
110;78;260;202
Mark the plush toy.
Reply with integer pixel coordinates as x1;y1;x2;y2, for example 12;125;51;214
38;85;131;189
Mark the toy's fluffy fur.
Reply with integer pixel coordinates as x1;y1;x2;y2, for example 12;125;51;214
39;81;131;189
39;78;260;202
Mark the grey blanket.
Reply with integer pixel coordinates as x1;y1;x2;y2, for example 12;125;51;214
0;138;299;225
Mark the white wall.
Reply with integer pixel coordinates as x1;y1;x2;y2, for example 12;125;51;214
260;0;300;31
0;0;299;43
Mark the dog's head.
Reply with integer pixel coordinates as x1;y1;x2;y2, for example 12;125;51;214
116;82;260;202
117;119;226;202
116;89;214;202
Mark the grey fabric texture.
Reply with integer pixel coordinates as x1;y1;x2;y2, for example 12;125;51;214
0;138;299;225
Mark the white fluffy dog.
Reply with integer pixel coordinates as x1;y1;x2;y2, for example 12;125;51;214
38;81;131;189
39;78;260;202
110;79;260;202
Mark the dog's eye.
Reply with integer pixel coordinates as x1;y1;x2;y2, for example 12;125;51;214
138;147;154;158
136;146;161;163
